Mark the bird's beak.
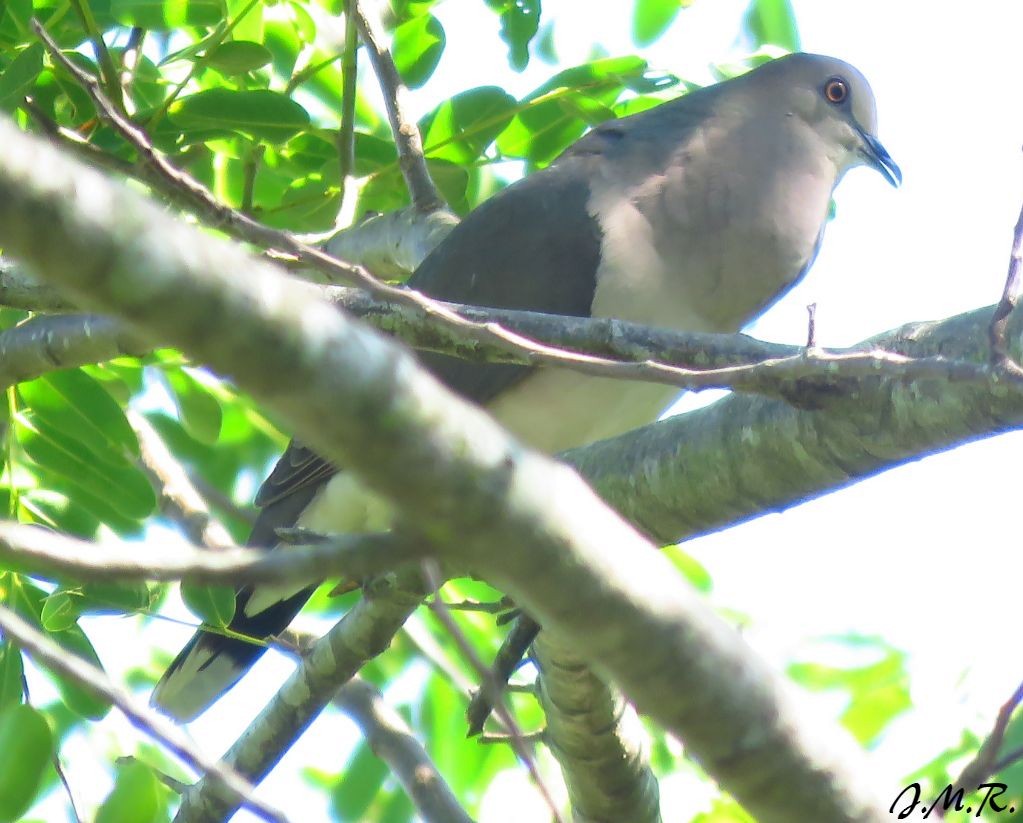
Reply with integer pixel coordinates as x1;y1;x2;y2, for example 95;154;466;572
856;126;902;187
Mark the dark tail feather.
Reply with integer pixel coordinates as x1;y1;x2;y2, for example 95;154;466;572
151;584;316;721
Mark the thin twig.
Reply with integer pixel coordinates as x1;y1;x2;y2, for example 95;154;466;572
68;0;123;109
128;410;237;549
119;27;146;96
20;98;136;178
0;521;421;585
52;754;83;823
337;0;359;212
0;604;288;823
400;616;477;697
465;615;539;736
420;561;562;823
989;185;1023;374
938;679;1023;820
352;3;444;213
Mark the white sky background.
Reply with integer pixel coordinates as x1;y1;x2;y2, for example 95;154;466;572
32;1;1023;820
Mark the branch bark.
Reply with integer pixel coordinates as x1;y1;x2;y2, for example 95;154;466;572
334;676;475;823
533;632;661;823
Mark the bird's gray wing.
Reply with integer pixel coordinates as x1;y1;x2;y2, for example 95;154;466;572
408;157;605;403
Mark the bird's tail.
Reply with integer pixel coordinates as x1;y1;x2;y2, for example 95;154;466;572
151;585;315;721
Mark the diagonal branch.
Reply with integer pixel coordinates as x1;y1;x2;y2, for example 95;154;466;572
128;411;237;549
0;604;287;823
333;676;475;823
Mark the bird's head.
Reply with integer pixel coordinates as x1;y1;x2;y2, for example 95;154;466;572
746;52;902;187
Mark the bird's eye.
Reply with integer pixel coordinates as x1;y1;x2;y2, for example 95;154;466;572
823;77;849;104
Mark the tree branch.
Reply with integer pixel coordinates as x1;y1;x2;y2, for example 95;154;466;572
334;676;475;823
0;521;421;585
0;314;146;391
0;604;287;823
565;305;1023;547
128;410;238;549
532;632;660;823
351;2;444;213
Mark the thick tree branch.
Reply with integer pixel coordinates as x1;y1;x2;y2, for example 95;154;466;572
532;632;661;823
0;259;75;311
0;313;146;390
0;604;286;823
565;306;1023;546
0;114;887;823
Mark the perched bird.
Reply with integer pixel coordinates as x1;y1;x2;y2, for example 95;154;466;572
152;52;900;721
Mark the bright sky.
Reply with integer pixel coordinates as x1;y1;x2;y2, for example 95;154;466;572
31;1;1023;820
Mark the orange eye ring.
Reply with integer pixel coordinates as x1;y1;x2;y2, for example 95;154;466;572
824;77;848;104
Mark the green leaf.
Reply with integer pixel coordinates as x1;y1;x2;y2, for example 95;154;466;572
49;624;112;719
485;0;540;71
743;0;800;51
392;13;445;89
15;416;156;522
77;581;154;615
40;590;81;632
162;367;223;445
111;0;226;29
20;369;139;458
497;57;674;164
530;55;652;98
330;743;388;820
96;760;167;823
0;43;43;110
181;583;236;627
632;0;684;46
264;19;301;77
664;545;712;592
170;89;311;144
0;0;32;49
420;86;516;164
0;644;23;711
206;40;273;74
0;704;53;823
260;174;342;232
